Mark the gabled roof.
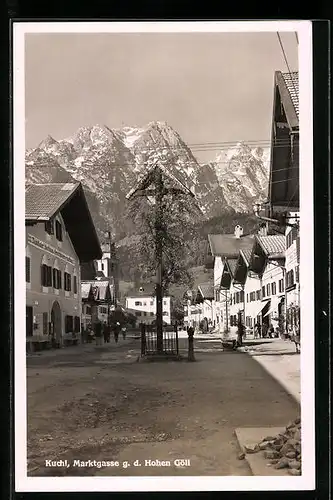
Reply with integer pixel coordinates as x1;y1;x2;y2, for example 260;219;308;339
239;248;253;267
82;280;113;301
275;71;299;130
127;283;157;298
208;234;254;259
25;183;102;262
197;283;214;300
81;282;93;300
225;258;238;278
281;71;299;122
255;235;286;258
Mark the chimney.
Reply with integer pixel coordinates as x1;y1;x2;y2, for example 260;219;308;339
234;225;243;239
258;223;268;237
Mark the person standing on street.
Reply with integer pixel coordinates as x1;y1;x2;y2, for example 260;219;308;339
103;322;108;343
94;320;102;346
114;321;120;343
121;324;127;340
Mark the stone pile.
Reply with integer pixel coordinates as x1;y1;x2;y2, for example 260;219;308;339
243;417;302;475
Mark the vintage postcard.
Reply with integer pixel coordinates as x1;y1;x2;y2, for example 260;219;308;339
14;20;315;492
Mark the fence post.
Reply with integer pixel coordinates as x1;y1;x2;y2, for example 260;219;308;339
187;326;195;361
174;322;179;355
140;323;146;356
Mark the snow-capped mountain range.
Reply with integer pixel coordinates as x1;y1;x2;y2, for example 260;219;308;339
25;121;270;239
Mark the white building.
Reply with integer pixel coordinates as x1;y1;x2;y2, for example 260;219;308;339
207;225;254;331
25;183;102;350
249;235;286;334
285;215;300;308
81;280;114;329
125;284;171;325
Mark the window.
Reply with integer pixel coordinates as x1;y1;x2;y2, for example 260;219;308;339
286;227;298;249
45;220;54;235
262;286;266;298
65;315;73;333
240;290;244;302
271;282;276;295
247;293;249;302
73;275;78;294
86;305;91;315
143;311;147;317
100;306;107;314
101;263;104;270
286;270;295;288
163;300;167;305
143;302;147;306
55;220;63;241
135;311;141;317
278;279;284;293
256;290;261;301
64;272;71;291
41;264;52;287
250;291;255;302
150;301;154;306
74;316;80;333
267;283;271;296
295;266;299;283
43;312;48;334
26;257;31;283
52;268;62;289
135;301;142;306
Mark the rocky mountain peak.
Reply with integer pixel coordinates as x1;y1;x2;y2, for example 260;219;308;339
37;134;57;150
25;120;269;238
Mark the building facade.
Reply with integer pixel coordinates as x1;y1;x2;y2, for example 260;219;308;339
25;183;102;350
125;284;171;325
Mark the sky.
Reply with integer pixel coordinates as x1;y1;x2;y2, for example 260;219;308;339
25;31;298;163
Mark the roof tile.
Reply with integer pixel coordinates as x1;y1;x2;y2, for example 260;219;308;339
208;234;254;258
25;183;79;220
256;235;285;257
282;71;299;118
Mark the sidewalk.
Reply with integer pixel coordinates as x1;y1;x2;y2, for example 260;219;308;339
239;338;301;404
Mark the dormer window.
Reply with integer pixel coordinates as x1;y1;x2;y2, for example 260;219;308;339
45;220;54;235
55;220;63;241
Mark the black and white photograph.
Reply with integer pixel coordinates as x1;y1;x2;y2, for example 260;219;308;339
14;21;314;492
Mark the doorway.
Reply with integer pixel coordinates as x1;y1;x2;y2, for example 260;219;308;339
26;306;33;337
51;301;62;345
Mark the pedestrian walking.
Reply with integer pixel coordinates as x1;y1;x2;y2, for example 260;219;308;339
114;322;120;343
94;320;103;346
236;319;245;347
268;324;274;338
262;323;268;338
103;322;108;343
121;325;127;340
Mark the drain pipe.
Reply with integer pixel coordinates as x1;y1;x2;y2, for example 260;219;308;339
253;204;299;228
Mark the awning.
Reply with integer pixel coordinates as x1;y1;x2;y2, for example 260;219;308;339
250;301;268;318
263;296;283;317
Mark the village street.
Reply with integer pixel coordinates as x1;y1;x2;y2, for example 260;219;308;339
27;335;300;477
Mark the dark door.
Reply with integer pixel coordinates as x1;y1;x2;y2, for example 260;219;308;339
26;306;33;337
51;301;62;342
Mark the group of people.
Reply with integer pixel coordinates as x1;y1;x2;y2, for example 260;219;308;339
83;321;127;345
253;322;277;339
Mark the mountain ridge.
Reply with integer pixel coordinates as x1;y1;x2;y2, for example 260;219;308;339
25;121;270;240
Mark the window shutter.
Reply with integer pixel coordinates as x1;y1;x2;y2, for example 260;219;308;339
26;257;30;283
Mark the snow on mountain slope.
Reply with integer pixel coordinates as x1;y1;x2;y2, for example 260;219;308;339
25;122;269;237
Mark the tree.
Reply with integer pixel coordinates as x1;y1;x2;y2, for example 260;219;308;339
127;185;197;294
